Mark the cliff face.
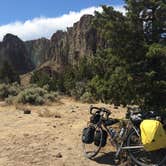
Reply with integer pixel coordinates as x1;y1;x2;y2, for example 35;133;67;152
25;38;50;67
67;15;97;64
0;14;99;74
27;14;97;67
0;34;34;74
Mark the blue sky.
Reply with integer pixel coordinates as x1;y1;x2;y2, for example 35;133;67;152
0;0;124;41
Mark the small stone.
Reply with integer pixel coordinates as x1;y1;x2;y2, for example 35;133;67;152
23;133;29;137
56;152;62;158
53;125;56;128
24;109;31;114
67;147;72;150
114;106;118;109
54;115;61;118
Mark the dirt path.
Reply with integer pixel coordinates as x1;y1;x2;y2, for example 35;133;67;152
0;97;126;166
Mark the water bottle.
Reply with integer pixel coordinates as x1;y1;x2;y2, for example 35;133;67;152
119;128;125;138
109;128;117;139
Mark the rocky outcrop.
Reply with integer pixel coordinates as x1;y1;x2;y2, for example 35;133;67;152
0;34;34;74
25;38;50;67
24;14;97;68
0;14;99;74
67;15;97;64
49;15;97;65
49;30;69;65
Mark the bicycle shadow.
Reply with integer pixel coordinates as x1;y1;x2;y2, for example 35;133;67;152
93;151;129;166
93;151;116;165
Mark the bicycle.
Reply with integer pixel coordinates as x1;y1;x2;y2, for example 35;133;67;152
82;106;166;166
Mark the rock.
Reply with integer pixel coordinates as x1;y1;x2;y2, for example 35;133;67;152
53;125;56;128
67;147;72;151
23;133;29;137
23;109;31;114
54;114;61;118
56;152;63;158
114;106;119;109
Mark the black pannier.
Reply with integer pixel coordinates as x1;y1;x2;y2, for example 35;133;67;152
82;126;95;144
94;130;107;147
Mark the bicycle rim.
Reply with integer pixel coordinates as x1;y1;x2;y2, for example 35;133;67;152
82;126;103;159
127;130;166;166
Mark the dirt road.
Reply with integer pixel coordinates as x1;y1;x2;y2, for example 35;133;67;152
0;97;126;166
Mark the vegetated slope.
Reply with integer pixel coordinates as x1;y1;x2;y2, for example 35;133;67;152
0;97;126;166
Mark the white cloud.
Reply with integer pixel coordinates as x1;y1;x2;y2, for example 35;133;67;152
0;5;125;41
114;5;126;15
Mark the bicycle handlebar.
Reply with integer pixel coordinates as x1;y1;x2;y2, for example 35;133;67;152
90;106;111;119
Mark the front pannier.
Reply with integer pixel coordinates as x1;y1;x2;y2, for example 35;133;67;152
94;130;107;147
82;126;95;144
140;120;166;151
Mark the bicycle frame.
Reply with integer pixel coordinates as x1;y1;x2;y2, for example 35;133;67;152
101;118;144;158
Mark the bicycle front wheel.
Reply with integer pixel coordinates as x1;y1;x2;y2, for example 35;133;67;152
82;125;103;159
127;129;166;166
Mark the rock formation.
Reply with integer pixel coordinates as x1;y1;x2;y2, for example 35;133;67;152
0;34;34;74
0;14;99;74
25;38;50;67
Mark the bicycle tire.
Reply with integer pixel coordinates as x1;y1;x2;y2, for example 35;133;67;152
82;125;103;159
127;129;166;166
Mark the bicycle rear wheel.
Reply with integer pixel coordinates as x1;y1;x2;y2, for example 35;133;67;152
82;125;103;159
127;129;166;166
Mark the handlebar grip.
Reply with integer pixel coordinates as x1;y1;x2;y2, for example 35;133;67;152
90;106;111;120
90;106;100;114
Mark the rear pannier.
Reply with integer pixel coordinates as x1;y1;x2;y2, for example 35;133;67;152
140;120;166;151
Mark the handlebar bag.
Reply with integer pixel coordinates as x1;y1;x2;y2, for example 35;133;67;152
140;120;166;151
90;114;100;124
94;129;107;147
82;126;95;144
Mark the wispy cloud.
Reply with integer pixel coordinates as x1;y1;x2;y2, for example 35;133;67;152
0;5;125;41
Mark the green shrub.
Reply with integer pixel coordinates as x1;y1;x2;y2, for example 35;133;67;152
0;82;21;100
70;81;87;100
5;95;15;105
16;85;57;105
80;92;95;103
44;92;57;102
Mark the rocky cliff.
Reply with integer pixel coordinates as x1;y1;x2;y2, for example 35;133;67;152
31;14;97;67
49;15;97;66
0;34;34;74
0;14;99;74
25;38;50;67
